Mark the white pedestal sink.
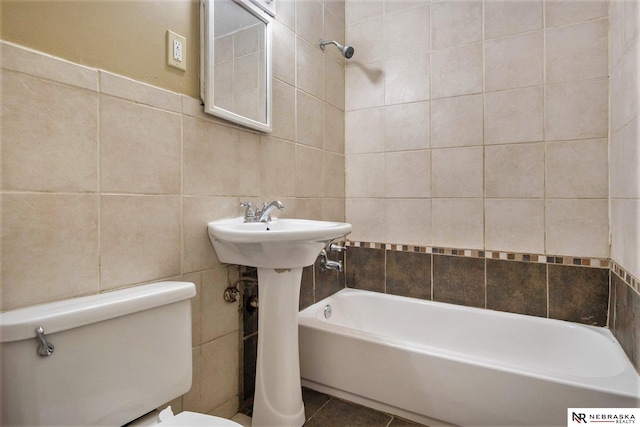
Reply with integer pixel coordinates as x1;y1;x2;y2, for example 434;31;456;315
208;217;351;427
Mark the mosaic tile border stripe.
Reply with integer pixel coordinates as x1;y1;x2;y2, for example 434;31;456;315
345;240;610;268
612;261;640;295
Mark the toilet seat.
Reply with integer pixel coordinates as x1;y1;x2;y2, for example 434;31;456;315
159;411;242;426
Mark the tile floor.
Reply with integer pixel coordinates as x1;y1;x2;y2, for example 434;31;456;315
239;387;427;427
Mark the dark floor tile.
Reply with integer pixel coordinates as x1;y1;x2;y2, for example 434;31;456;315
304;398;392;427
433;255;485;308
548;265;609;326
486;259;546;317
386;251;431;300
346;247;385;293
302;387;331;420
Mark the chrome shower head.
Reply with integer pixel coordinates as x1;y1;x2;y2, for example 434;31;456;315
319;40;355;59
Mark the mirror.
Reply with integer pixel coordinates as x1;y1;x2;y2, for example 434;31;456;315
201;0;272;133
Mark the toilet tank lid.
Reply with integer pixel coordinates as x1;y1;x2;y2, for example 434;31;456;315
0;281;196;343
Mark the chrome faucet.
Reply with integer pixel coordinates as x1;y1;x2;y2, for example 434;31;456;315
256;200;284;222
319;249;343;272
241;200;284;223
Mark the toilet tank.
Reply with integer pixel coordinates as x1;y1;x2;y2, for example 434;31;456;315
0;281;196;426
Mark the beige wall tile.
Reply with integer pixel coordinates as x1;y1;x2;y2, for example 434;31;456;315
296;37;324;99
324;103;346;154
345;153;385;197
273;21;296;85
345;198;385;242
324;57;345;109
260;137;296;196
296;90;324;148
610;37;639;133
611;200;640;280
323;197;346;222
296;198;324;220
1;40;98;91
547;139;608;199
546;79;608;141
384;53;429;104
1;193;99;310
100;195;181;290
485;143;544;198
431;94;483;148
346;0;383;25
272;79;296;142
545;0;608;28
182;196;237;274
324;152;346;198
325;0;345;23
485;199;544;253
277;0;296;30
431;43;483;99
432;146;483;198
345;62;385;110
345;107;385;154
183;117;239;196
384;5;429;58
296;145;324;197
384;101;430;151
296;0;324;46
323;6;347;65
200;332;239;414
385;150;430;198
611;119;640;199
484;0;542;39
432;198;484;250
100;71;181;113
546;20;608;84
201;268;240;343
546;199;609;258
100;96;181;194
346;17;384;65
385;198;431;245
238;132;262;196
485;31;543;92
2;71;98;192
484;86;544;144
431;0;482;50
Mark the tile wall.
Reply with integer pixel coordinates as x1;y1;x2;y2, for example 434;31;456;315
344;244;609;327
609;0;640;371
1;0;347;410
344;0;609;260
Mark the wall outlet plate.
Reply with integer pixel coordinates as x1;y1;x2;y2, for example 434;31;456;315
167;30;186;71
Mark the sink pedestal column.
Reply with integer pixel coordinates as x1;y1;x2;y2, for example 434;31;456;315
252;267;306;427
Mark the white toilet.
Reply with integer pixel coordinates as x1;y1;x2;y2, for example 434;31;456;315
0;281;243;426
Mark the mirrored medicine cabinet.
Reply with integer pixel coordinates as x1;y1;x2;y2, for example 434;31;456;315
200;0;273;133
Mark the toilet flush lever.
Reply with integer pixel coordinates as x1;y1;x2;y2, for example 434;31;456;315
35;326;54;357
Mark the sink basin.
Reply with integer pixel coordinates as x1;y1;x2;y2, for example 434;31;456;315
208;217;352;269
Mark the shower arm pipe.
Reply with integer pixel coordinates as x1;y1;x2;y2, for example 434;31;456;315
319;39;355;59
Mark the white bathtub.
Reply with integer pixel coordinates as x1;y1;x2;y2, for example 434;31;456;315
298;289;640;426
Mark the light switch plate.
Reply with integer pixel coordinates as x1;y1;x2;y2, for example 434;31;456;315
167;30;186;71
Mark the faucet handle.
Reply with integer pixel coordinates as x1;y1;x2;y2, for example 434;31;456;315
240;201;256;222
